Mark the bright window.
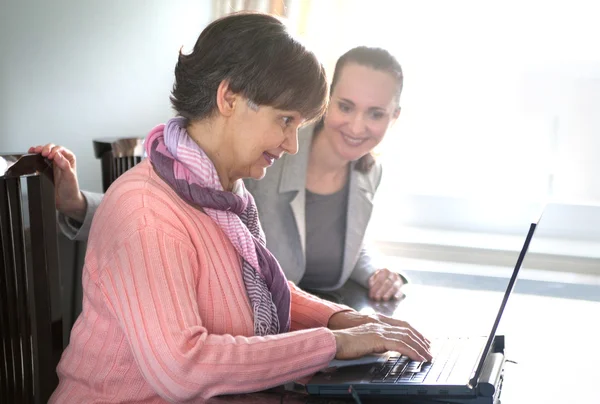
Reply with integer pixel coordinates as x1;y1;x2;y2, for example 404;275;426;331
286;0;600;245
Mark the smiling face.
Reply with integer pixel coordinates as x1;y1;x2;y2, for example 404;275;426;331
187;80;313;190
229;98;305;181
321;63;400;163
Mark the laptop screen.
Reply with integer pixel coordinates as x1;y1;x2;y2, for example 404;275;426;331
468;221;539;387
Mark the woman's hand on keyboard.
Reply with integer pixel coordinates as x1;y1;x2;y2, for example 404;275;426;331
328;311;431;346
332;322;433;362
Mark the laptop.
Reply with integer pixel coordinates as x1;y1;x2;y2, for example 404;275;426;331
306;221;538;404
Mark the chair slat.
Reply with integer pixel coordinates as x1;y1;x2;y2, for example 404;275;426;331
0;177;20;399
7;178;34;404
0;155;62;404
0;177;12;403
27;173;61;403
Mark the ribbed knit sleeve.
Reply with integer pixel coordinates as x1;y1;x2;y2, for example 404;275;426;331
96;224;337;402
288;282;353;331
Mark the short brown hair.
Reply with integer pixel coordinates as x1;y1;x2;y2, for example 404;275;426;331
170;12;328;123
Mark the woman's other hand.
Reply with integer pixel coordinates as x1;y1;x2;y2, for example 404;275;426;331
29;144;87;222
368;268;404;301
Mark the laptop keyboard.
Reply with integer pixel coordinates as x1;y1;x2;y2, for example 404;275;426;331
370;354;432;383
370;337;480;384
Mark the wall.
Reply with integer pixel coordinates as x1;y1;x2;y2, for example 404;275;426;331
0;0;212;192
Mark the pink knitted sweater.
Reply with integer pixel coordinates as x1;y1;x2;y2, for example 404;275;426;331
50;160;347;403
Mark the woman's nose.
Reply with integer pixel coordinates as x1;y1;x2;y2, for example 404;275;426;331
350;114;366;136
282;128;299;155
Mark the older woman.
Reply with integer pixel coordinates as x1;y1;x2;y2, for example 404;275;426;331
44;12;430;403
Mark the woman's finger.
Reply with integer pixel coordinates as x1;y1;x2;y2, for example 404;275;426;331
393;288;405;301
372;277;394;300
48;145;64;159
378;280;395;300
382;334;431;362
368;269;384;287
41;143;56;156
370;281;384;299
369;270;389;298
382;323;430;356
395;321;428;348
57;147;77;166
53;151;71;170
382;280;401;301
377;316;430;348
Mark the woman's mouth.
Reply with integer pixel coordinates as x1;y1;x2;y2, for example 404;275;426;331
341;132;369;147
263;152;278;166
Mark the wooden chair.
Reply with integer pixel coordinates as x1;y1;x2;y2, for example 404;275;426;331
93;137;144;192
0;154;63;404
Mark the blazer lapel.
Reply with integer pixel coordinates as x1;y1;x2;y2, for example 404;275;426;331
289;191;306;256
278;125;314;259
341;165;374;283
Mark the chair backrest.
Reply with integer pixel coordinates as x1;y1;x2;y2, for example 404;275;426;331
0;154;63;404
93;137;145;192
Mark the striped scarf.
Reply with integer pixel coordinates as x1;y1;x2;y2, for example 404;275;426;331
145;117;291;335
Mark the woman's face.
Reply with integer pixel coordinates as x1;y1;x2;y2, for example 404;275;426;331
230;100;305;181
322;63;400;163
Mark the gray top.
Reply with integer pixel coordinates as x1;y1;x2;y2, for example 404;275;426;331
244;124;386;290
299;179;350;289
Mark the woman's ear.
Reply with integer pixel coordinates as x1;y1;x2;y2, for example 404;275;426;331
388;106;401;128
215;80;238;117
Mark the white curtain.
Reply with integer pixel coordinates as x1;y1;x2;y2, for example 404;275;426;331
212;0;286;20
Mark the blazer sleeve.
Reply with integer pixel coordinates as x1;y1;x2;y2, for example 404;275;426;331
57;190;103;241
350;245;381;288
349;163;409;287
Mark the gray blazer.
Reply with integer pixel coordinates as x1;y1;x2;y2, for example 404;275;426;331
245;125;383;290
59;125;384;290
58;190;104;242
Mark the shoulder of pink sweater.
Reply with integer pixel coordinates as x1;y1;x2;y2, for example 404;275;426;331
101;159;192;213
88;160;218;260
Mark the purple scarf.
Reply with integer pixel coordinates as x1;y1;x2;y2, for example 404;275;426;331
145;117;291;335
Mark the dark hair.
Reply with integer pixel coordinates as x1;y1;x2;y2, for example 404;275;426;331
316;46;403;173
170;12;328;123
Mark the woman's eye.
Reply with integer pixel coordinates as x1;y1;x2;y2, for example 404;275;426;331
369;111;385;120
282;116;293;126
338;103;351;113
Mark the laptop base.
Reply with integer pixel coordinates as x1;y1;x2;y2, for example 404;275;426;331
307;336;505;404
